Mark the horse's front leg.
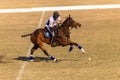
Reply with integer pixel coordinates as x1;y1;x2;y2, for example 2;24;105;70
73;42;85;54
68;42;85;54
58;36;85;53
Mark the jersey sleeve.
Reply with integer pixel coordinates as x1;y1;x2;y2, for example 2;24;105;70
49;17;54;27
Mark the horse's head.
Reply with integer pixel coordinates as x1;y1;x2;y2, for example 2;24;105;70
59;14;81;38
63;14;81;29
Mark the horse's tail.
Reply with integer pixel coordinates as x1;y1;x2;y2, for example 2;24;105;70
21;33;32;37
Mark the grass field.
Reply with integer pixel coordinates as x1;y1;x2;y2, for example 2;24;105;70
0;0;120;80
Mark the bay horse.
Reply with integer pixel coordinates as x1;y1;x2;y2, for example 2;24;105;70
21;15;85;62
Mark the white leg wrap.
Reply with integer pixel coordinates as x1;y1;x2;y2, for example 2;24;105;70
29;55;34;61
81;48;85;53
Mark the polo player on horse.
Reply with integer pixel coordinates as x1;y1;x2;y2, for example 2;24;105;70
21;13;85;62
45;11;62;46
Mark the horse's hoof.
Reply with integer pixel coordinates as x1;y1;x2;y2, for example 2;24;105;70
82;52;85;54
80;48;85;54
54;59;61;63
29;56;34;62
29;59;34;62
54;59;57;62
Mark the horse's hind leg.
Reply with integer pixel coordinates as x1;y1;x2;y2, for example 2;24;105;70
38;44;57;62
29;44;39;61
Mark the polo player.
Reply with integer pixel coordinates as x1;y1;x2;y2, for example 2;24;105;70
45;11;62;46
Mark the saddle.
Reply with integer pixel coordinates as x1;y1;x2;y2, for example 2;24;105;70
44;27;60;47
44;26;59;38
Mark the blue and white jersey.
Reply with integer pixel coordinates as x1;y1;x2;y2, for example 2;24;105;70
45;16;61;28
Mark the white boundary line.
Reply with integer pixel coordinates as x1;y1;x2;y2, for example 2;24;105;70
0;4;120;13
16;11;45;80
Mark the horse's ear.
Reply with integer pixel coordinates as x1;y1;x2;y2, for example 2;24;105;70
69;14;71;18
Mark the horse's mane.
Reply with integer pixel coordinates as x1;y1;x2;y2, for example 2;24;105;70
61;17;70;27
57;17;71;38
